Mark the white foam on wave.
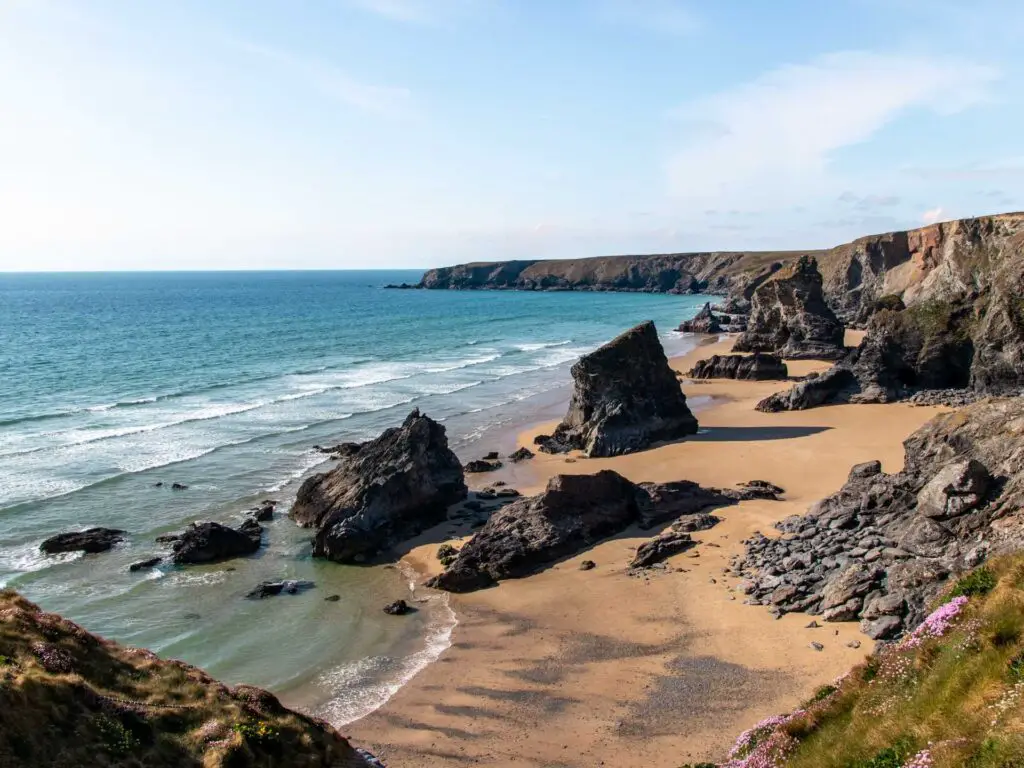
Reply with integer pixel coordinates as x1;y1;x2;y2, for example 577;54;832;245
424;353;501;374
316;566;457;726
166;570;229;588
0;543;82;587
513;339;571;352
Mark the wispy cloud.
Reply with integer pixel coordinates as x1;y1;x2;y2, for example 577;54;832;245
233;40;415;119
667;52;999;205
904;160;1024;181
922;207;946;224
596;0;699;35
345;0;484;25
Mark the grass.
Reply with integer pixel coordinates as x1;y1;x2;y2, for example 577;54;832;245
0;589;370;767
708;555;1024;767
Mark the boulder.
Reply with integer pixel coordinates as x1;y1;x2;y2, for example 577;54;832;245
548;322;699;457
169;521;262;565
579;560;596;571
755;365;859;412
464;459;503;473
734;255;846;360
916;459;990;520
688;353;789;381
40;528;126;555
636;480;733;529
290;409;467;563
427;471;652;592
677;302;723;333
246;580;316;599
250;501;276;522
509;447;535;462
383;599;411;615
129;557;163;572
171;483;188;490
630;531;696;568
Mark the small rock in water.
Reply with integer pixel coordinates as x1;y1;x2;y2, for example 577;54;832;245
184;612;201;621
509;447;534;462
483;451;500;461
249;502;276;522
324;594;341;602
129;557;163;572
153;482;164;488
579;560;596;571
383;599;411;616
171;483;189;490
246;580;315;599
810;642;824;651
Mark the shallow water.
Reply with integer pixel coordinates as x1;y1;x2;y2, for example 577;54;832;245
0;270;706;722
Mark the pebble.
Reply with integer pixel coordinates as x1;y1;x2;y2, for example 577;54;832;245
810;642;824;651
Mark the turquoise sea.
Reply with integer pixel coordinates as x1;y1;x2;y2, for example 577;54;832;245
0;270;708;722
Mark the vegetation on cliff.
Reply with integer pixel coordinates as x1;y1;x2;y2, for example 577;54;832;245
0;590;369;767
681;557;1024;767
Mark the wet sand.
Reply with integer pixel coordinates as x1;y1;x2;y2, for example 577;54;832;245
348;332;944;766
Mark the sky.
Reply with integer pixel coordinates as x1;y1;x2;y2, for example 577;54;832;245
1;0;1023;271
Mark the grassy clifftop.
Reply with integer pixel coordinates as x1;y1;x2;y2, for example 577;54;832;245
0;589;369;768
683;556;1024;768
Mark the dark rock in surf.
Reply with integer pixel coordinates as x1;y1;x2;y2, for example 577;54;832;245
129;557;163;572
677;302;723;334
383;599;411;616
40;528;126;555
464;459;503;473
509;447;535;462
290;409;467;564
246;580;316;599
169;520;263;565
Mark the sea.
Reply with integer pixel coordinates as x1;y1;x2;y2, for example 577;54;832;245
0;270;709;724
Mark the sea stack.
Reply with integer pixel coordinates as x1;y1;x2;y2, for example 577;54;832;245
547;321;698;457
734;255;845;360
290;409;467;563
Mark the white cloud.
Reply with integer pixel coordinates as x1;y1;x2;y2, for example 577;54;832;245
233;41;415;119
668;52;999;206
922;207;946;224
596;0;699;35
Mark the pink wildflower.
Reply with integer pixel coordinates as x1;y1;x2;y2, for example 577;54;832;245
902;596;968;649
905;748;933;767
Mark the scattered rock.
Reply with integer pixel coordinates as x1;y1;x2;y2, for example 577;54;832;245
482;451;500;461
153;482;164;488
171;483;189;491
383;599;411;616
509;447;535;462
246;580;316;599
129;557;163;572
290;409;467;563
464;459;503;473
40;528;126;555
847;639;862;649
546;321;699;457
249;501;276;522
579;560;596;571
810;642;824;651
688;353;789;381
324;594;341;602
630;531;696;568
168;521;263;565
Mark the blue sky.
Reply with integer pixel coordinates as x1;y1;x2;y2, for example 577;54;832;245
1;0;1022;271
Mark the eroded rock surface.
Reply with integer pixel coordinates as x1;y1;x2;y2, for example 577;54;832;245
291;409;467;563
169;520;262;565
688;353;788;381
40;528;126;555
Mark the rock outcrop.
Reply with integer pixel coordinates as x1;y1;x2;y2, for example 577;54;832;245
630;531;697;568
40;528;126;555
732;397;1024;639
755;365;859;412
246;580;316;599
734;256;846;360
0;590;375;767
290;409;467;563
169;520;263;565
677;302;723;333
687;353;788;381
428;471;783;592
545;322;698;457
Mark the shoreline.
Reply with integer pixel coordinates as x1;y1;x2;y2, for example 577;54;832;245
347;332;946;766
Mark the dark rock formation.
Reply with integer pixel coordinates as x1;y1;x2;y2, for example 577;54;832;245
688;353;788;381
546;322;698;457
250;501;276;522
533;434;570;454
734;256;846;360
290;409;467;563
509;447;534;462
755;365;859;412
732;397;1024;639
464;459;503;473
246;580;315;599
383;599;411;615
426;471;651;592
579;560;596;571
428;471;783;592
40;528;126;555
129;557;162;572
630;531;696;568
171;483;188;490
678;302;723;333
168;520;262;565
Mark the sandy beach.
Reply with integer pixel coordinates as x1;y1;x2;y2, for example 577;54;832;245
348;333;945;766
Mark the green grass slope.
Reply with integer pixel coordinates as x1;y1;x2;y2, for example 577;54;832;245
682;556;1024;768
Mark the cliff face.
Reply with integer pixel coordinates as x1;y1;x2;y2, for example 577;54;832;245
0;590;371;767
413;213;1024;330
417;251;812;295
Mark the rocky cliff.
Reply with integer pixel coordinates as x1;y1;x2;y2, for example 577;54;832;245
0;590;373;767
